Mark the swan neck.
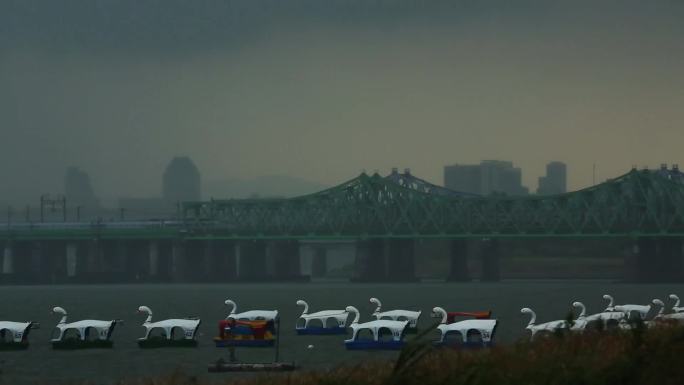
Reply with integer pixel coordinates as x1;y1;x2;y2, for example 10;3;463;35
299;301;309;315
435;307;447;324
527;310;537;326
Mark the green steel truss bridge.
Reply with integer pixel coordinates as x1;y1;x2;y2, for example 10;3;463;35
2;168;684;241
181;168;684;240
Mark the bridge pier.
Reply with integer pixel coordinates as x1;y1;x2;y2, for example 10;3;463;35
205;240;237;282
447;239;471;281
626;238;684;282
269;240;307;281
385;239;416;282
353;239;386;282
480;239;501;282
170;241;187;282
238;240;268;281
311;247;328;278
2;242;13;275
44;241;68;284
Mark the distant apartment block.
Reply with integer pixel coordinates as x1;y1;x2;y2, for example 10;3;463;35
444;160;529;196
537;161;567;195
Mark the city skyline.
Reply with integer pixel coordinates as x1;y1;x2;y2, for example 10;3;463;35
2;1;683;206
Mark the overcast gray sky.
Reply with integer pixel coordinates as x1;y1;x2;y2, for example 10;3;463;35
1;0;683;206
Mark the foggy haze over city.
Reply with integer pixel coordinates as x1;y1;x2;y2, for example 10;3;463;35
1;1;683;207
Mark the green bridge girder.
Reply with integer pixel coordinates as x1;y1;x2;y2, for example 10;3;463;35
2;169;684;241
180;169;684;240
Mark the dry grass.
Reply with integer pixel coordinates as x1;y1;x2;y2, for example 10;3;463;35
115;324;684;385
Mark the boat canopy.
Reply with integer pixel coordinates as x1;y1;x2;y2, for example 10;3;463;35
141;319;201;340
436;319;497;343
347;319;409;342
0;321;33;343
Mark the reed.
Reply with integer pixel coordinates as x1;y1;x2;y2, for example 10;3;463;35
115;324;684;385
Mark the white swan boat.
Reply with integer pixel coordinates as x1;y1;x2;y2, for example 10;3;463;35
225;299;278;321
668;294;684;313
215;300;278;347
575;295;627;329
520;307;568;340
136;306;200;348
295;299;349;335
0;320;39;350
370;297;421;331
50;307;121;349
603;294;652;320
432;307;497;348
569;302;589;331
344;306;408;350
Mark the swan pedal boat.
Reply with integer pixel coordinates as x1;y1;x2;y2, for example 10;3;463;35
432;307;497;348
370;297;421;332
344;306;408;350
521;307;568;340
0;321;39;350
50;307;121;349
136;306;200;348
295;300;349;335
215;300;278;347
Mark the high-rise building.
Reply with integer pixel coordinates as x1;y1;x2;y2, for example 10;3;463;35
444;160;528;196
537;161;567;195
162;156;201;204
64;167;100;209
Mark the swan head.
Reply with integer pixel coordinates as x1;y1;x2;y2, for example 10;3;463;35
572;302;582;308
520;307;533;315
602;294;612;301
137;305;152;314
296;300;306;307
345;306;357;313
653;299;665;307
369;297;380;305
52;307;67;315
669;294;679;300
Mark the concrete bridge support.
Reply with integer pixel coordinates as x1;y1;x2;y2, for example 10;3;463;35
2;243;13;275
170;241;187;282
447;239;471;281
43;241;68;284
270;240;306;281
625;238;683;282
353;239;386;282
480;239;501;282
311;247;328;278
205;240;237;282
385;239;416;282
238;240;268;281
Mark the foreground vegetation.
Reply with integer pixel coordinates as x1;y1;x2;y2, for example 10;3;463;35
129;324;684;385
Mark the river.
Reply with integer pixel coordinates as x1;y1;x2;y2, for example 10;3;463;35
1;280;682;384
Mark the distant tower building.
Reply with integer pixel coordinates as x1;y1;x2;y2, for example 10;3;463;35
537;161;567;195
444;160;528;196
162;156;201;204
64;167;100;209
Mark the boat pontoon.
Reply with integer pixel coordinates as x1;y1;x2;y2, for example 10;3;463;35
136;306;200;348
370;297;421;332
344;306;408;350
295;300;349;335
50;307;120;349
431;307;497;348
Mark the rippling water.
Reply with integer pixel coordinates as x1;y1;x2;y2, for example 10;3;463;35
1;281;682;384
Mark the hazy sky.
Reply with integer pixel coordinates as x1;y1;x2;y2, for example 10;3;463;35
1;0;683;205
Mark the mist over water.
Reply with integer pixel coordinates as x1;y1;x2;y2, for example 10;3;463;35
2;1;684;206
